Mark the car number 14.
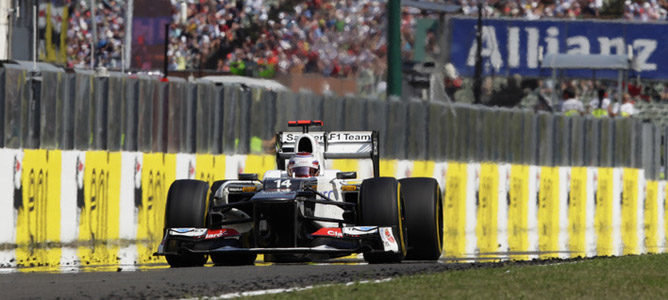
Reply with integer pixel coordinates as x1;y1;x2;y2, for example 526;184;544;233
274;179;292;188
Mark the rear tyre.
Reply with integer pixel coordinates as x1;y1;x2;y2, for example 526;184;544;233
164;179;210;268
400;178;443;260
359;177;406;264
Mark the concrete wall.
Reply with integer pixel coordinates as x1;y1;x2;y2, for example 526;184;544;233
0;149;665;271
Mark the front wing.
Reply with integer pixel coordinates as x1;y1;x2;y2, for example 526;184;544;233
154;226;400;256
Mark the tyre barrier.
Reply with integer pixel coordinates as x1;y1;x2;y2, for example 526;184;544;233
0;149;665;271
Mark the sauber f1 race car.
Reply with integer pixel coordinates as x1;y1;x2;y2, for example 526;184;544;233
155;120;443;267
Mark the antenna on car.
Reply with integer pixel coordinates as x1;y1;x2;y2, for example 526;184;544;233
288;120;323;133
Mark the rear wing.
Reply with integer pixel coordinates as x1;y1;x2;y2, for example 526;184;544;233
275;131;380;177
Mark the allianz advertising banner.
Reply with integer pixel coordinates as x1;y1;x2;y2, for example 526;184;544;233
449;17;668;80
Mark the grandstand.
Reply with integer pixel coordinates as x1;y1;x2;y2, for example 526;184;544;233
636;101;668;126
0;0;665;106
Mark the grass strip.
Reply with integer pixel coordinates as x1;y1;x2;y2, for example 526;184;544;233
250;254;668;299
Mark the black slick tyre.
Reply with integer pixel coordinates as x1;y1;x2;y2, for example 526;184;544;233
400;178;443;260
164;179;209;268
207;179;257;266
359;177;406;263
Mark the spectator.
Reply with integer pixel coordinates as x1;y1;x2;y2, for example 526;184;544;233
589;89;611;118
561;88;585;116
444;63;463;100
612;93;636;117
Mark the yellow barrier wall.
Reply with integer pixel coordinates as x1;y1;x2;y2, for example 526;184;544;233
645;180;659;253
595;168;615;256
477;163;499;257
508;164;529;260
77;151;121;270
443;162;468;258
622;168;640;255
15;150;61;270
137;153;176;264
538;167;560;259
8;150;668;270
412;161;435;178
568;167;588;257
196;154;227;185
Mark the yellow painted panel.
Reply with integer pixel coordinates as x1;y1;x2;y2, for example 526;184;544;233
331;159;358;174
412;161;435;178
195;154;227;185
508;164;529;260
379;159;397;177
244;155;275;179
568;167;587;257
665;182;668;251
644;180;659;253
538;167;560;259
137;153;176;264
596;168;614;256
15;150;62;270
77;151;121;269
621;168;639;255
477;163;499;256
443;162;467;258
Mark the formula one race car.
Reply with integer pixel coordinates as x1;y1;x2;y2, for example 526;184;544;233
155;120;443;267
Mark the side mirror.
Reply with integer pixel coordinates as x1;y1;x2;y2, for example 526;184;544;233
238;173;258;181
336;172;357;179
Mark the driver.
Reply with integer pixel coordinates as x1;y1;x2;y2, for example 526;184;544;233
287;153;320;178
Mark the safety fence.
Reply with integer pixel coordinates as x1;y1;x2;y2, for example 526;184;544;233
1;62;667;270
0;149;665;271
1;63;665;180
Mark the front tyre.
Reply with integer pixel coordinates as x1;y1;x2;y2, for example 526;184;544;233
164;179;210;268
359;177;406;263
400;178;443;260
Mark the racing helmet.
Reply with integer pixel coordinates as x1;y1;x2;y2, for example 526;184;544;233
287;153;320;178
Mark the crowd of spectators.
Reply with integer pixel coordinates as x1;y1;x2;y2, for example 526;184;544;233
459;74;668;117
41;0;668;75
167;0;389;79
458;0;668;21
42;0;126;68
36;0;668;110
166;0;668;80
623;0;668;21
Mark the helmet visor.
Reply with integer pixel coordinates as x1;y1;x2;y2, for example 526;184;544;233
290;166;317;178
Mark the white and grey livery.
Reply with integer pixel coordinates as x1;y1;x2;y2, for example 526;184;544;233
155;120;444;267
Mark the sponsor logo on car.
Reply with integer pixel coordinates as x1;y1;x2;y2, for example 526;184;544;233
280;131;372;144
383;228;396;243
205;228;240;239
311;228;343;238
379;227;399;252
327;132;371;142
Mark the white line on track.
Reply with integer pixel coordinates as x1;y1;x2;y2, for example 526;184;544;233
185;277;393;299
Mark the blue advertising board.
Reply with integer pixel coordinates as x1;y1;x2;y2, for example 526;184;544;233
449;17;668;80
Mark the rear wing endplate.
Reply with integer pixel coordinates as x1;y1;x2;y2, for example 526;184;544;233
275;131;380;177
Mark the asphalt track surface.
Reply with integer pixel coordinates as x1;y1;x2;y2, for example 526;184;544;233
0;257;577;299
